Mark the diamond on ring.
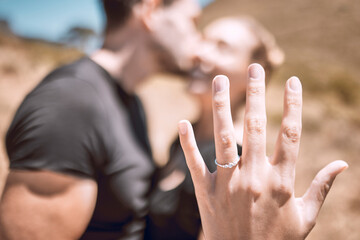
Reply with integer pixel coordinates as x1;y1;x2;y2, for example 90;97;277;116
215;155;241;168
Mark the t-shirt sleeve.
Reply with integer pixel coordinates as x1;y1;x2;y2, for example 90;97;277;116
6;77;107;179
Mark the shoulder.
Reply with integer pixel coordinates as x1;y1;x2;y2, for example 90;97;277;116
20;60;109;124
6;61;111;155
12;77;102;132
5;58;116;178
5;74;107;178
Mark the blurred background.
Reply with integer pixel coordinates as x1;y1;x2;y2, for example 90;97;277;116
0;0;359;239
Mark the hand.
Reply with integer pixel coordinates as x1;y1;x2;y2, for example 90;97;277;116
178;64;348;240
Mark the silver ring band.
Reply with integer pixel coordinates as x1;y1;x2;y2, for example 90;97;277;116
215;155;241;168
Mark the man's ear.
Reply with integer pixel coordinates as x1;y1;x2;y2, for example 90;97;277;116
133;0;161;31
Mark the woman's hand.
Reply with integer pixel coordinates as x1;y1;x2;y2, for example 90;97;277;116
178;64;347;240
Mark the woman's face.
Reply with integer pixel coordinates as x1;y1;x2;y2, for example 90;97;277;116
187;18;259;109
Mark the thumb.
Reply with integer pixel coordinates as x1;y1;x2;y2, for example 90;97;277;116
302;160;348;222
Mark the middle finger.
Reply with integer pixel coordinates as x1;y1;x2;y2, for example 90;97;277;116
242;64;267;167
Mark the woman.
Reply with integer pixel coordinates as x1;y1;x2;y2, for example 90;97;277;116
145;16;284;239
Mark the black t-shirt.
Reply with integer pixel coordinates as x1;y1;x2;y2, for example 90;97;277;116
145;135;242;240
6;57;155;240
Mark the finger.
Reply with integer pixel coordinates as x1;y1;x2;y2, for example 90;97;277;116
178;120;211;191
302;160;348;223
212;75;238;168
242;64;266;166
271;77;302;181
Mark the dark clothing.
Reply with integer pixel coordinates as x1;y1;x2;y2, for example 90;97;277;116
6;57;155;240
145;137;242;240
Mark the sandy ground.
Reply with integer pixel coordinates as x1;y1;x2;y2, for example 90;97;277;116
0;0;359;239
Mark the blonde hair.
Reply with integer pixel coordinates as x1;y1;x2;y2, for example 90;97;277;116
231;16;285;76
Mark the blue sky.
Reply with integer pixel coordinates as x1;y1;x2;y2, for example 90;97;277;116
0;0;105;42
0;0;213;44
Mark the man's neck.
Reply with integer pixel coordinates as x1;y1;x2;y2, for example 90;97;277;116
90;22;160;93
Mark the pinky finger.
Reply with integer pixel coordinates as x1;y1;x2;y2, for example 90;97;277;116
302;160;348;223
178;120;211;191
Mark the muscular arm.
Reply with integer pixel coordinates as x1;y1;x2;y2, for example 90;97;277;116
0;170;97;240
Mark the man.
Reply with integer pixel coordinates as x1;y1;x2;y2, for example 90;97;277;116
0;0;202;239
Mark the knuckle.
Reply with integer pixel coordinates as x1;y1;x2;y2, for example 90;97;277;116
319;182;331;201
213;94;228;112
246;117;266;135
190;162;203;175
244;181;262;200
286;95;301;109
186;144;196;153
273;182;293;200
184;142;197;154
313;177;331;202
248;85;265;96
282;125;301;143
218;131;235;150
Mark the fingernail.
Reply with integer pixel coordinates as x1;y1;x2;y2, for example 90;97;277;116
214;75;228;92
339;160;349;170
178;121;188;135
289;77;301;92
248;64;262;80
